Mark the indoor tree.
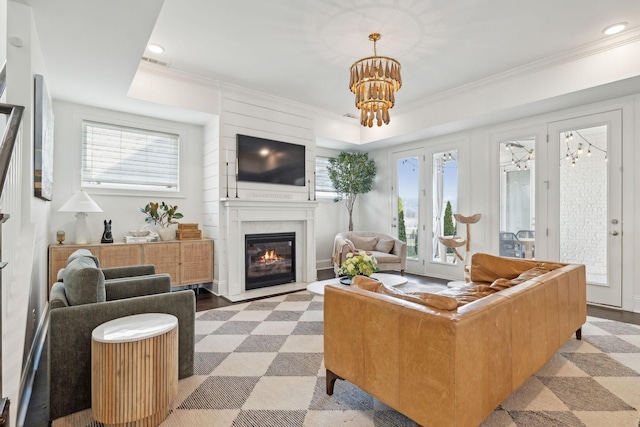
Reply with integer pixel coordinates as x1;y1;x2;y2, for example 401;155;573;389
327;152;376;231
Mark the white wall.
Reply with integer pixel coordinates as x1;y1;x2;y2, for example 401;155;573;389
50;101;204;244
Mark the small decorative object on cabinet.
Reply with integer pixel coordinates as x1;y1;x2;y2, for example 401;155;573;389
56;230;65;244
100;220;113;243
176;223;202;240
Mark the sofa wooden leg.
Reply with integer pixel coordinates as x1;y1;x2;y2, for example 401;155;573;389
575;327;582;340
326;369;342;395
400;269;405;276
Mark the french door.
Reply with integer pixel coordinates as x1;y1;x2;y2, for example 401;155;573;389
391;149;424;274
546;111;622;307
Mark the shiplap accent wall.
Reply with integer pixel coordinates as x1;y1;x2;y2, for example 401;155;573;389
206;85;316;296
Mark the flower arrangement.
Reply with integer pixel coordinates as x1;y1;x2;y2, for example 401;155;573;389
338;252;379;278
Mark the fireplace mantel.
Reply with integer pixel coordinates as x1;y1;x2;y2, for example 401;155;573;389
221;198;318;300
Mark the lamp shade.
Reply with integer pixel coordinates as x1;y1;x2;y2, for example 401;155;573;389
58;190;103;213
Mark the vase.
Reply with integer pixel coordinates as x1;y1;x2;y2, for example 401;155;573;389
339;275;377;286
158;227;175;241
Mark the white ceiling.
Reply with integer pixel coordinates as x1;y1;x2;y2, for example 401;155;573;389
20;0;640;144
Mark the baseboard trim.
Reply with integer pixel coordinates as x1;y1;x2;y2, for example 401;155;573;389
17;302;49;427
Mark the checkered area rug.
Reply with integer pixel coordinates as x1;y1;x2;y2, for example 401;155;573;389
55;291;640;427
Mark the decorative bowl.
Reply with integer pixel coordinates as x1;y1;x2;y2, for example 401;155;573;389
129;230;150;237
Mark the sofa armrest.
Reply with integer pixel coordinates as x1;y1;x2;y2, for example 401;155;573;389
324;285;459;426
49;281;69;309
332;236;352;267
105;273;172;300
391;238;407;269
48;290;195;421
470;253;565;283
101;264;156;280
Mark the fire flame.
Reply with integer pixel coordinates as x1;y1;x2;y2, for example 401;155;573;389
260;249;283;263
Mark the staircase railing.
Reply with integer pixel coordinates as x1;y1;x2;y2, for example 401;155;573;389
0;60;26;427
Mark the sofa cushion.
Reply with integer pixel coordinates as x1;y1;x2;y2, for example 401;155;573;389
368;251;400;265
352;276;457;311
63;256;106;306
351;235;378;251
375;238;395;253
67;249;100;268
439;266;560;307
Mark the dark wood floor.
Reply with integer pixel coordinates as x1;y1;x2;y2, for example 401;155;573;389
23;270;640;426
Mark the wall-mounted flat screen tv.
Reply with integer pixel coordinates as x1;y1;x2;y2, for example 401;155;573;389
236;134;306;186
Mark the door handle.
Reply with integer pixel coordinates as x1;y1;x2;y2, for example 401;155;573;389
610;230;619;236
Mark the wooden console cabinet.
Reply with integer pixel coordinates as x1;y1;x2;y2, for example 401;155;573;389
48;239;213;292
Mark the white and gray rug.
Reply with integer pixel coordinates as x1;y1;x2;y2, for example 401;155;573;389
55;290;640;427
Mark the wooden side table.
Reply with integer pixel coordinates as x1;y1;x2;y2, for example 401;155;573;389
91;313;178;427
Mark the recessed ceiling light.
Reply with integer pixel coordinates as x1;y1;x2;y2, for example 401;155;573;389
602;22;627;35
147;44;165;54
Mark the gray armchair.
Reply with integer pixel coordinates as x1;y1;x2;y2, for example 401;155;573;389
48;250;195;422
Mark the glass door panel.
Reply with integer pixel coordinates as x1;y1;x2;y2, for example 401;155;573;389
432;150;458;264
392;149;423;273
499;139;535;258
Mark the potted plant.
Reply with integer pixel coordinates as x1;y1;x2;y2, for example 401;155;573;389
327;152;376;231
139;202;184;240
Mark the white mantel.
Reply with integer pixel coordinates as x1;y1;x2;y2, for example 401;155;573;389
221;198;318;299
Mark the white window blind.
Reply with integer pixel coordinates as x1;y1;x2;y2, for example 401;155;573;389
82;121;179;191
315;156;337;196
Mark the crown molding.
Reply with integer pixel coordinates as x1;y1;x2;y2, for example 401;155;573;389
397;27;640;114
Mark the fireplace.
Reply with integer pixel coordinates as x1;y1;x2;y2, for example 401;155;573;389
245;232;296;290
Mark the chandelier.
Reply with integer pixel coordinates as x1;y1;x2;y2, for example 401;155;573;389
349;33;402;127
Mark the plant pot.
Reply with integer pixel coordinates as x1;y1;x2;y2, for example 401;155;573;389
158;228;175;241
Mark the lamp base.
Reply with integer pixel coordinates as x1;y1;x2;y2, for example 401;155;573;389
74;212;90;244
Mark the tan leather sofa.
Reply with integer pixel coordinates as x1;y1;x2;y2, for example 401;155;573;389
324;253;586;427
332;231;407;276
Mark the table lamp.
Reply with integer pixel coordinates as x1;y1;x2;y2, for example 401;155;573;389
58;190;103;244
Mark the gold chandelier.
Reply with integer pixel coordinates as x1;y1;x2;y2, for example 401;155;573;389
349;33;402;127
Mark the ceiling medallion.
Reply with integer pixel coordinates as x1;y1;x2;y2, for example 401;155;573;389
349;33;402;127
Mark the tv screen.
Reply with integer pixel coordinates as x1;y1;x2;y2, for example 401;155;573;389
236;134;306;186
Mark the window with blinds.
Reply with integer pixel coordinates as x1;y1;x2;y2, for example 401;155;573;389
315;156;337;198
82;121;180;191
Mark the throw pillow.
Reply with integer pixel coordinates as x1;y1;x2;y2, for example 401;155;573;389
67;248;100;268
350;235;378;251
375;238;395;253
351;276;457;311
63;256;106;306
